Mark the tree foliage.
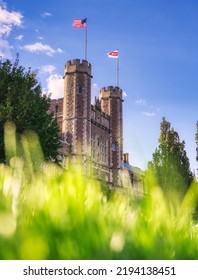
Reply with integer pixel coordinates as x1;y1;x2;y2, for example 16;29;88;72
0;56;60;163
196;121;198;163
147;117;193;199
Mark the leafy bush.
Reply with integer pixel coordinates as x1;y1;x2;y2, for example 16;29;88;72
0;123;198;259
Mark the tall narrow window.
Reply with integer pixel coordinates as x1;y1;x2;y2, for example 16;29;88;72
112;143;117;151
78;86;83;94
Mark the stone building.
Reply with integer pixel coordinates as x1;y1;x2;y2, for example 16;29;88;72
49;58;142;188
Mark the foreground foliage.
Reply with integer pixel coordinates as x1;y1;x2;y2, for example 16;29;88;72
196;121;198;163
0;124;198;260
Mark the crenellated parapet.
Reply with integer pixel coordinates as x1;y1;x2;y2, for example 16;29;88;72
100;86;122;93
64;59;92;77
100;86;122;100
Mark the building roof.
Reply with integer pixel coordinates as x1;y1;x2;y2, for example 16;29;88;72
124;162;144;176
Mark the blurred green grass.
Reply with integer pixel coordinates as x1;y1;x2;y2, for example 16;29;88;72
0;122;198;260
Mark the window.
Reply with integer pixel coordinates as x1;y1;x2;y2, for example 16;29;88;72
112;143;117;151
78;86;83;94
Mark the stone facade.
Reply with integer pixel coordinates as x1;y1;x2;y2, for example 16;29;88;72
49;58;143;188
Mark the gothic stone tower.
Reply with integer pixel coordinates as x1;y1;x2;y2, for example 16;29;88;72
62;59;92;173
100;86;123;186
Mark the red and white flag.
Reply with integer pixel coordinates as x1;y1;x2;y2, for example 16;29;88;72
107;50;118;58
72;18;87;28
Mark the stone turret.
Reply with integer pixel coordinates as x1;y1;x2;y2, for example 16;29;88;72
62;59;92;174
100;86;123;186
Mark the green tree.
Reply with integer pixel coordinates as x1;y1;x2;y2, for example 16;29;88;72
196;121;198;164
147;117;193;199
0;56;60;163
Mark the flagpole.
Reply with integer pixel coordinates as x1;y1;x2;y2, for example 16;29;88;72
116;49;119;87
107;49;119;86
84;19;87;60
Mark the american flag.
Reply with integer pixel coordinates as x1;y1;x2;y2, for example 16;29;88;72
72;18;87;28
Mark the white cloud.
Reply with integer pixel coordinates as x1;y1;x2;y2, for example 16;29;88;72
42;12;52;17
135;98;146;105
45;74;63;99
0;38;13;58
0;3;23;58
21;42;62;56
142;111;156;117
40;65;56;74
0;5;23;37
0;24;12;36
135;98;159;117
38;36;43;40
123;91;127;97
15;34;23;41
57;47;63;53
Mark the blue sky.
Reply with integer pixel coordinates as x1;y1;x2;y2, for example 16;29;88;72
1;0;198;173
